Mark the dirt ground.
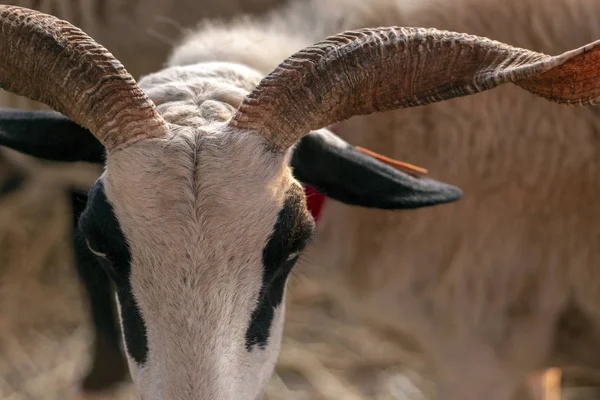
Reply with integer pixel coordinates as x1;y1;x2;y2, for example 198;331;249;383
1;164;600;400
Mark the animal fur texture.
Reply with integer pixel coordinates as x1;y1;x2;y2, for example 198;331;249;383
166;0;600;398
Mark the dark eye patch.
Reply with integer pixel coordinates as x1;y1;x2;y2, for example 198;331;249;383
79;181;130;282
78;179;149;365
245;185;315;350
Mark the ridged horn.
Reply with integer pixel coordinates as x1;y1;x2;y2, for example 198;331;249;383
230;27;600;152
0;6;169;151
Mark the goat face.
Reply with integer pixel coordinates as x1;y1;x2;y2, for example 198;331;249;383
68;63;313;399
80;140;312;400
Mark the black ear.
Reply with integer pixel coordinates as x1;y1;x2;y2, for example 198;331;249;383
290;129;462;209
0;108;104;163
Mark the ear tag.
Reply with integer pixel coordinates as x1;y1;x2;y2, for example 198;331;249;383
304;185;326;222
354;146;428;176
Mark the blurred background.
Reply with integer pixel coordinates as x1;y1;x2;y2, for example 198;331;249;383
0;0;599;399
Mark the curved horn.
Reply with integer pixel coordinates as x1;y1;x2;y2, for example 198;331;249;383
230;27;600;152
0;6;168;151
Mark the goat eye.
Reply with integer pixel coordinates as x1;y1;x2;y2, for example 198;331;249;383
85;238;107;258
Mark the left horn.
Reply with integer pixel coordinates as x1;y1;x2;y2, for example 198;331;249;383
0;6;169;151
229;27;600;153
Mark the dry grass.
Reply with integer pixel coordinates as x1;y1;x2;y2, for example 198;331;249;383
0;173;599;400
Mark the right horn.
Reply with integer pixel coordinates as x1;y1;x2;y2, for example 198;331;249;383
0;6;169;152
230;27;600;153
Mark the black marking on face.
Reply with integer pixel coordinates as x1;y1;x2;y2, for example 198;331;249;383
71;189;123;349
245;184;315;350
71;190;129;390
78;179;149;365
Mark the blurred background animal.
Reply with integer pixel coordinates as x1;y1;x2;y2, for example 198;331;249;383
167;0;600;398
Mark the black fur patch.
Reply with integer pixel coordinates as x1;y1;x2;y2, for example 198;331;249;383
245;185;315;350
71;190;123;350
78;180;149;365
71;189;129;390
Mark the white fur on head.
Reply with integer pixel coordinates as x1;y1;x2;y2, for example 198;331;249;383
98;63;302;399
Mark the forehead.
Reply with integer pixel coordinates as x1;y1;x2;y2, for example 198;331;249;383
106;61;294;231
104;70;307;263
104;132;295;251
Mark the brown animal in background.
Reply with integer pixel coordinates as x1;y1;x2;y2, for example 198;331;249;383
163;0;600;398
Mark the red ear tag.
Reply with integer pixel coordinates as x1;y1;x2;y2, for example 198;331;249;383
304;185;326;222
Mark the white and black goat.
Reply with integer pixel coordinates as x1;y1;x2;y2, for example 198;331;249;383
0;103;456;392
0;5;598;400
